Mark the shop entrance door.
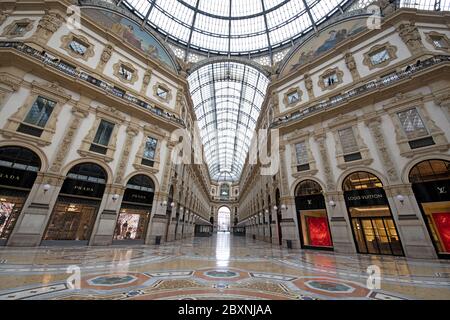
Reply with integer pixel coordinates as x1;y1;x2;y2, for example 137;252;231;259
351;217;403;256
43;199;99;244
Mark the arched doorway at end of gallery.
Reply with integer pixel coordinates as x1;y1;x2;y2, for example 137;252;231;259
218;206;231;233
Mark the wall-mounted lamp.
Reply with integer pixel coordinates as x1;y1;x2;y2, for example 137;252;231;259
161;200;168;207
43;184;51;193
329;200;336;208
396;195;405;205
281;204;288;210
180;207;184;212
273;205;278;211
265;209;269;214
112;194;120;201
170;202;175;208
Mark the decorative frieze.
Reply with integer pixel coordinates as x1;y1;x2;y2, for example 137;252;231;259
344;52;360;81
397;21;425;55
96;43;114;73
49;103;89;173
365;116;400;182
314;131;336;191
114;124;139;184
34;10;65;44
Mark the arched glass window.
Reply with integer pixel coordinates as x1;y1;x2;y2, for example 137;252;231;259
66;163;106;184
220;184;230;199
0;146;41;172
409;160;450;183
295;180;323;197
126;174;155;193
343;172;383;191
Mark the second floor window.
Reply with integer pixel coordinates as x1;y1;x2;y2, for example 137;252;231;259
119;65;134;81
370;49;390;65
68;38;88;56
287;91;300;105
338;127;359;155
11;22;29;36
156;86;169;100
295;142;308;165
23;96;56;128
397;108;428;140
143;137;158;161
325;73;338;87
93;120;114;146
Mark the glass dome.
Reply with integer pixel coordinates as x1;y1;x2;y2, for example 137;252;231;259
121;0;354;56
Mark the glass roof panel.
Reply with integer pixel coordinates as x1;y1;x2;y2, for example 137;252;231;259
188;62;269;182
121;0;354;55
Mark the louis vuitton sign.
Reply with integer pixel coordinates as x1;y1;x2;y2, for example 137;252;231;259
412;180;450;203
344;188;388;207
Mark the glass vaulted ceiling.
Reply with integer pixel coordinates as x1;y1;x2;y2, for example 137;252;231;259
122;0;353;55
188;62;270;182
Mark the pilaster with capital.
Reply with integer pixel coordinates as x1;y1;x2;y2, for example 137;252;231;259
114;124;140;184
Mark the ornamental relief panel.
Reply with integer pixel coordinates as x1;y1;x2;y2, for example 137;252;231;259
49;103;90;173
33;10;65;45
396;21;425;55
96;43;114;73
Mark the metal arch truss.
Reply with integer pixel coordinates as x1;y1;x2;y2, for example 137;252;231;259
119;0;355;57
188;61;269;182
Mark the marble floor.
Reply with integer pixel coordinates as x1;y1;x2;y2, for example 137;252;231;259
0;233;449;300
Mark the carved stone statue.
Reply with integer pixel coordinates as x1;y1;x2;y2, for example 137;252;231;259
397;21;424;55
96;44;114;72
344;52;360;81
304;73;315;99
0;10;8;26
34;10;64;44
377;0;396;16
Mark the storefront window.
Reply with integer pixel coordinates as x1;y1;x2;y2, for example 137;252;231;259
113;175;155;242
0;147;41;243
343;172;403;256
295;180;333;250
43;163;107;243
410;160;450;257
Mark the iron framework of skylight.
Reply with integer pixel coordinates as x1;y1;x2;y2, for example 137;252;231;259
119;0;355;57
188;62;270;182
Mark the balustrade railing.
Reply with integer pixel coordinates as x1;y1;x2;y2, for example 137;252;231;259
270;55;450;128
0;41;185;127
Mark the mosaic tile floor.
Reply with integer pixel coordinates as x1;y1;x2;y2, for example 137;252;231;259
0;233;449;300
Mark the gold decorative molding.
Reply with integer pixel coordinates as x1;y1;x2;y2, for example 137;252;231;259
113;60;139;85
318;67;344;91
363;42;398;70
1;18;34;38
60;32;95;61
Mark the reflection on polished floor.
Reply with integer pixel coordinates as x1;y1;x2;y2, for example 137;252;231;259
0;233;449;300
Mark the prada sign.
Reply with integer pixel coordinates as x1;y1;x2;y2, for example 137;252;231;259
344;188;388;207
60;178;105;199
295;194;326;210
412;180;450;203
0;167;37;189
123;188;154;205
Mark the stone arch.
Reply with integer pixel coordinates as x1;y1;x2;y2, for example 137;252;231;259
61;158;113;185
0;140;49;172
291;176;327;196
401;154;450;184
337;166;389;192
123;171;160;193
